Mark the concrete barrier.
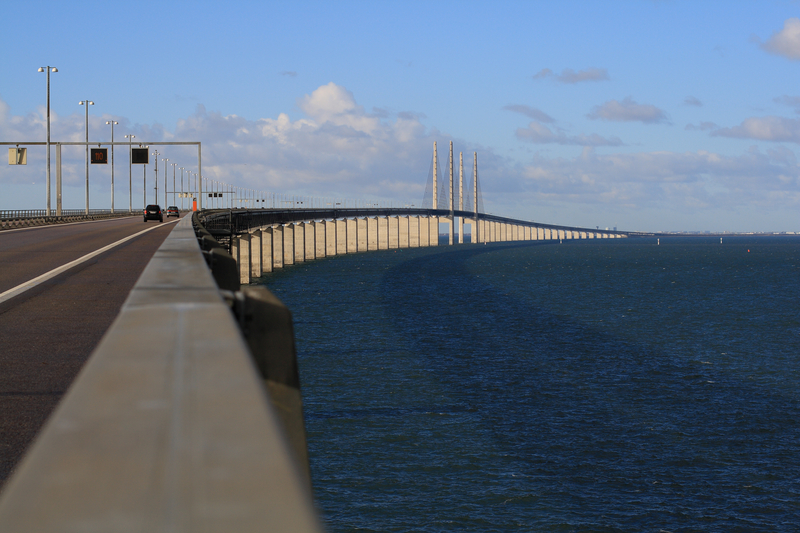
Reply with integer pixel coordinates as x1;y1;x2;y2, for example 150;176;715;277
0;216;322;532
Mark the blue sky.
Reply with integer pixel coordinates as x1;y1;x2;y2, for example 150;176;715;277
2;0;799;232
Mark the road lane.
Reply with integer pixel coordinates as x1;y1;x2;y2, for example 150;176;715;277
0;216;176;294
0;216;184;488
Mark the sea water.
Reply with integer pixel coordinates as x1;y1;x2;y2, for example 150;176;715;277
258;236;800;532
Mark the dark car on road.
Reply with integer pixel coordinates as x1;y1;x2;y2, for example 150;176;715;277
144;204;163;222
166;206;180;218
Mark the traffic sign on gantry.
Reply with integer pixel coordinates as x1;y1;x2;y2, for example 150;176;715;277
131;148;149;164
90;148;108;164
7;148;26;165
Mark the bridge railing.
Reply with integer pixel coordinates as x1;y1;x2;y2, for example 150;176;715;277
0;215;323;532
0;209;134;230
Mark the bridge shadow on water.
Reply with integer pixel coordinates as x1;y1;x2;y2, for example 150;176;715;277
264;239;799;532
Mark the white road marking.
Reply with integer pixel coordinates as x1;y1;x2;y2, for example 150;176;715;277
0;219;180;305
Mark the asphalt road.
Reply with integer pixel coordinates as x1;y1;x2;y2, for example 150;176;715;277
0;215;181;488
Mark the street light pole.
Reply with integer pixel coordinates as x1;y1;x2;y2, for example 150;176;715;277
106;120;118;213
171;163;177;207
38;66;57;216
179;167;185;210
162;158;169;207
125;134;135;213
151;149;160;204
79;100;94;214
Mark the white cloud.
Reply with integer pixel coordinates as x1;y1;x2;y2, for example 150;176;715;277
515;122;623;147
514;148;800;214
503;104;555;123
587;97;668;124
760;18;800;60
533;67;609;83
684;96;703;107
685;121;717;131
774;95;800;110
712;116;800;143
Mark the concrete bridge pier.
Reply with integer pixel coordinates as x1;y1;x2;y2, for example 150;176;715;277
409;216;420;247
378;217;388;249
273;225;284;269
419;216;430;246
388;216;399;249
251;229;262;278
429;216;439;245
314;221;326;258
367;217;378;250
346;219;357;253
335;220;347;255
232;234;251;285
262;227;274;273
446;217;454;246
357;218;368;252
325;220;335;255
284;224;295;266
294;223;305;263
304;222;315;260
397;216;408;248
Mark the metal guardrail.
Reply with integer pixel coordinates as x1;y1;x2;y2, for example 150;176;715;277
0;209;134;230
0;215;322;532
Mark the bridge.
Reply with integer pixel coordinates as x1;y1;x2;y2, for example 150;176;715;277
0;142;637;532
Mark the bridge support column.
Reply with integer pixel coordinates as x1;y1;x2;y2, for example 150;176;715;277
378;217;388;249
304;222;315;260
314;221;326;258
367;217;378;250
399;216;409;248
250;230;262;278
419;216;429;247
325;220;336;255
388;216;399;249
346;219;357;253
447;217;453;246
262;227;273;273
429;216;438;246
357;218;368;252
294;223;305;263
234;234;251;285
409;216;419;247
272;225;284;269
457;217;463;244
284;224;295;265
231;237;240;279
336;219;347;254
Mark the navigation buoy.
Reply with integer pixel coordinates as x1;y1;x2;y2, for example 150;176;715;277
657;238;660;245
748;249;750;252
720;238;723;244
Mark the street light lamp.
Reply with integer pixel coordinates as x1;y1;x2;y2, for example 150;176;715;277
124;134;135;212
38;66;57;216
106;120;118;213
79;100;94;214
